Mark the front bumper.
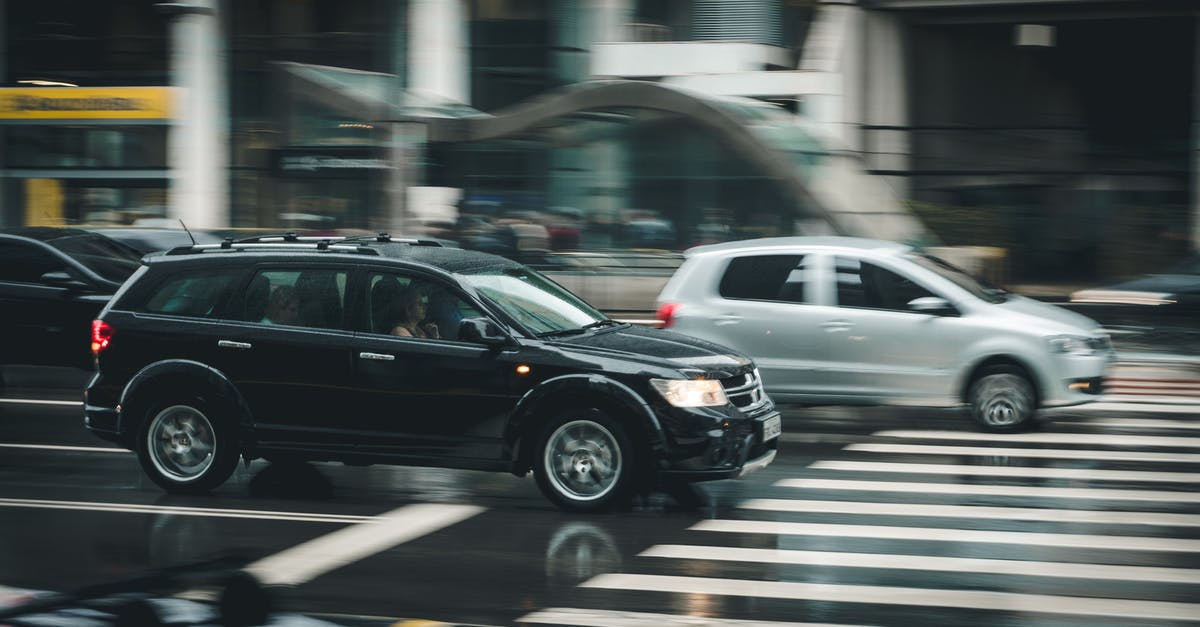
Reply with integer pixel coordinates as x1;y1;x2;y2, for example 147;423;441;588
656;408;781;482
1041;350;1115;407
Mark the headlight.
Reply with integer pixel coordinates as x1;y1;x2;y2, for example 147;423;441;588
1047;335;1096;356
650;378;728;407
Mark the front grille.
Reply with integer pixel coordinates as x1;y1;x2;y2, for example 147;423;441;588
722;370;768;413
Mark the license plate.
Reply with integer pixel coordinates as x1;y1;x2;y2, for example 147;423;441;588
761;415;781;441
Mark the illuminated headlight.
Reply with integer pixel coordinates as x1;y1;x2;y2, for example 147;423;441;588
1047;335;1096;356
650;378;728;407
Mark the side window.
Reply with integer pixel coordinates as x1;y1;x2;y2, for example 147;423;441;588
242;269;348;330
0;241;69;284
835;257;935;311
718;254;807;303
142;270;239;318
366;272;481;341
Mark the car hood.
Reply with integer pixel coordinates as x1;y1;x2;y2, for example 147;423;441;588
992;294;1101;333
550;324;754;377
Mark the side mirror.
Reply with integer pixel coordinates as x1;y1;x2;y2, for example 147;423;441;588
40;271;90;291
458;317;510;347
907;296;957;316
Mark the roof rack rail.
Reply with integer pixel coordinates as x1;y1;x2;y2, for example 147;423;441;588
164;241;379;256
341;232;444;247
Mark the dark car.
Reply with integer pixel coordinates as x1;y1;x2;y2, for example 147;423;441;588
0;227;143;370
86;226;225;254
1069;254;1200;329
84;234;779;512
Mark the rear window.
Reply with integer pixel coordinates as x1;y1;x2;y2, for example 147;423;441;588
140;270;239;318
718;254;807;303
45;233;141;283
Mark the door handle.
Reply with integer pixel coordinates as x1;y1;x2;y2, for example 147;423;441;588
217;340;252;350
821;320;853;332
713;313;743;326
359;352;395;361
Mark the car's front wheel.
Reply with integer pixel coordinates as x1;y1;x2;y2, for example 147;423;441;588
968;366;1037;432
136;398;239;493
534;409;636;513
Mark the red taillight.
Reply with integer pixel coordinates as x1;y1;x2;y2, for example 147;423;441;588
91;320;113;354
655;302;679;328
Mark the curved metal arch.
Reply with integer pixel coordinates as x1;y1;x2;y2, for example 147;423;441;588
423;80;839;231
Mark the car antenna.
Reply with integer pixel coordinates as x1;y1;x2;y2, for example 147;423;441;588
178;219;197;246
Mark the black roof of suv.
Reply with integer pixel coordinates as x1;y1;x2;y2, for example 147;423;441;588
85;234;779;512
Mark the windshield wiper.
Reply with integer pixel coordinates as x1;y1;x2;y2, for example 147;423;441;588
536;328;589;338
582;319;625;330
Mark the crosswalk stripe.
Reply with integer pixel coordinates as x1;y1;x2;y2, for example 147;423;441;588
1070;401;1200;414
740;498;1200;527
691;519;1200;553
776;478;1200;503
640;544;1200;584
581;574;1200;621
846;442;1200;463
519;607;874;627
808;460;1200;483
874;430;1200;448
1057;418;1200;430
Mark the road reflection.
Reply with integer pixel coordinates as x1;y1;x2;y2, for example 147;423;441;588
247;461;334;500
544;522;621;586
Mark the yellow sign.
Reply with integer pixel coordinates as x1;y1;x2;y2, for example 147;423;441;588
25;179;64;226
0;87;172;120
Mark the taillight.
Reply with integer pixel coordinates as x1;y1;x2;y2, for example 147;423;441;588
91;319;113;354
655;302;679;328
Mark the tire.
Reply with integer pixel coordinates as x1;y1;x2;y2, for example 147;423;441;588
136;397;239;493
533;408;636;513
968;366;1037;432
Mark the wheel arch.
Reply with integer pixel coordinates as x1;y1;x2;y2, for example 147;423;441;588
117;359;252;448
960;354;1042;407
506;374;665;476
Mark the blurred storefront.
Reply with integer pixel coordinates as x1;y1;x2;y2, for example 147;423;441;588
2;0;1197;283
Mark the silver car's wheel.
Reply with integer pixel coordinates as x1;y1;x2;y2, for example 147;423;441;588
969;370;1036;432
534;409;636;512
146;405;216;482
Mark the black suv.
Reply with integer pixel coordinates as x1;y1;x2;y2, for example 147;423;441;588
84;235;780;512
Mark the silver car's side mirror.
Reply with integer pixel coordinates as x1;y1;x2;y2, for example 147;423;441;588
908;296;957;315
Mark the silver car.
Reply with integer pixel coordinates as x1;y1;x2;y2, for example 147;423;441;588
655;237;1114;431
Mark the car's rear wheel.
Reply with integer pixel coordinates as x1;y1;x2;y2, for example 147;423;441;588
534;409;635;513
137;398;239;493
968;366;1037;432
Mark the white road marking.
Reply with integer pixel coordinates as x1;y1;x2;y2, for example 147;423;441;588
691;519;1200;553
0;497;373;523
1057;418;1200;430
0;398;84;406
847;442;1200;463
809;460;1200;483
740;498;1200;527
776;478;1200;503
1072;401;1200;413
519;607;875;627
874;430;1200;448
245;503;484;586
0;443;129;454
640;544;1200;584
581;574;1200;621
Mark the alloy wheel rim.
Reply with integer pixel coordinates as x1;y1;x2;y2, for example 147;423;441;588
544;419;622;501
147;405;216;481
979;375;1031;426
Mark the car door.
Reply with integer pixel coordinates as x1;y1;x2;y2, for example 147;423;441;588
690;252;831;400
208;265;357;448
0;238;109;368
347;269;524;462
823;254;967;402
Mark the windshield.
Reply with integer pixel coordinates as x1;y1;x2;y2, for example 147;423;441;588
461;267;606;336
907;252;1006;304
46;233;142;283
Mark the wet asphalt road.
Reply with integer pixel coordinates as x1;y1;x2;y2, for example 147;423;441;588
1;365;1198;627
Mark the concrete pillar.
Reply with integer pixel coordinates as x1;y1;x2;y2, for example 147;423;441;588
162;0;228;229
554;0;631;84
862;9;910;199
408;0;469;104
